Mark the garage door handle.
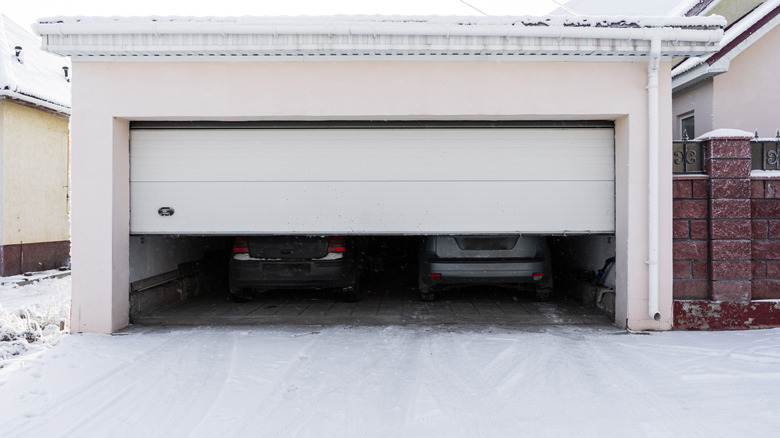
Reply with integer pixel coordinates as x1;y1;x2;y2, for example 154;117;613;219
158;207;175;217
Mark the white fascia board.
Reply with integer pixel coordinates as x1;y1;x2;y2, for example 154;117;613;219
35;15;724;60
38;32;722;60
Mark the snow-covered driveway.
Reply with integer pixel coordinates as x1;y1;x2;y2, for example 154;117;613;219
1;324;779;437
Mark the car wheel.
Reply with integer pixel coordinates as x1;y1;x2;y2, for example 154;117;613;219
533;277;554;302
419;277;435;302
229;281;253;303
534;286;553;302
341;272;360;302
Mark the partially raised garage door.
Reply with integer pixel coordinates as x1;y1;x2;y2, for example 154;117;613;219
129;124;614;234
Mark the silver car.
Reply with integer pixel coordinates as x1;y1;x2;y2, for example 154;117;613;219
418;235;553;301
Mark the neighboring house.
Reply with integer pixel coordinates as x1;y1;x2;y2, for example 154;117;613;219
0;15;71;276
672;0;779;138
670;1;780;329
36;15;723;334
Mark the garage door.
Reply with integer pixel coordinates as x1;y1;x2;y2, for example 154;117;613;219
129;123;614;235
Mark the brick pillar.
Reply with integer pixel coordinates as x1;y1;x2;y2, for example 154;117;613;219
673;177;710;299
750;178;780;299
705;138;753;301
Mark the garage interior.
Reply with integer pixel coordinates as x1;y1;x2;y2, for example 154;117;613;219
127;121;617;326
128;234;615;326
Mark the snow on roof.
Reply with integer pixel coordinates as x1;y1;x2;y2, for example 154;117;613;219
35;14;725;31
672;0;780;89
0;15;70;115
33;14;724;60
679;0;722;17
550;0;689;17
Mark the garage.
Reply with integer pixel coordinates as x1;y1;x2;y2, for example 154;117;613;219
129;122;615;235
126;122;616;324
35;15;724;332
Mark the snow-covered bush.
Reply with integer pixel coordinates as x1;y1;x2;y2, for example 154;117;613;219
0;276;70;361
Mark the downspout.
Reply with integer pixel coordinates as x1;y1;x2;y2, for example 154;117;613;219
647;38;662;322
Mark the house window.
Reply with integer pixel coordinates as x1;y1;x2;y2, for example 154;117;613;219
680;114;695;140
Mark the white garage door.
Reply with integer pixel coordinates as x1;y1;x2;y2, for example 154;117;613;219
130;125;614;234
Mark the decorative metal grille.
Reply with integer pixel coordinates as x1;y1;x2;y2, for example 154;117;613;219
672;140;704;174
751;140;780;171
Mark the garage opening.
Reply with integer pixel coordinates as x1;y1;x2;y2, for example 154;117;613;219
127;121;616;325
129;234;615;325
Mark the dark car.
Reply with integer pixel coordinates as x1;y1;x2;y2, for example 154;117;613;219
229;235;358;302
418;235;553;302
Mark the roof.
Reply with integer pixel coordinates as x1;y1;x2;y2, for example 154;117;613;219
0;15;70;115
682;1;722;17
34;15;724;61
672;0;780;92
549;0;688;16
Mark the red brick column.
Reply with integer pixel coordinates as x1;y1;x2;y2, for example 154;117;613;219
750;178;780;299
674;134;780;329
673;177;709;299
706;138;753;301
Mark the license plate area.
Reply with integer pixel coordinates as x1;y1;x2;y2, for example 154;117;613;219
263;263;311;277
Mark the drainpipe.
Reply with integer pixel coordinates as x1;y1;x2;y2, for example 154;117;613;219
647;38;661;322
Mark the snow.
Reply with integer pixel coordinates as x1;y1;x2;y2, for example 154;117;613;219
0;274;70;361
1;275;780;436
0;14;71;113
549;0;689;17
751;170;780;178
695;128;754;139
1;324;780;436
36;14;726;31
673;0;780;76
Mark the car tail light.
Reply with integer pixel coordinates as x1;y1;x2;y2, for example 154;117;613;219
430;273;442;281
232;237;249;254
533;273;544;281
327;236;346;253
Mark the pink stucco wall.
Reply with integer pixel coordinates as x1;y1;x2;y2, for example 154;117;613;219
713;24;780;137
674;25;780;139
672;80;714;139
69;60;674;333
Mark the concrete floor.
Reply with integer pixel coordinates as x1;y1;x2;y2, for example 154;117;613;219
132;281;613;327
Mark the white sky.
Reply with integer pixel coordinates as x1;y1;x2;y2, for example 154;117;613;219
2;0;561;34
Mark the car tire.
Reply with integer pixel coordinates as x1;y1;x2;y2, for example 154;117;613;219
419;277;435;302
342;273;360;302
533;277;554;302
229;281;253;303
534;286;553;302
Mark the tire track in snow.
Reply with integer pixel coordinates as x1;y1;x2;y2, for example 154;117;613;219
4;328;233;437
226;331;327;437
0;330;188;435
584;333;721;437
254;327;429;437
183;330;240;437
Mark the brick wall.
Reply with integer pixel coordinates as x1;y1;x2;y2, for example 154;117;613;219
673;135;780;329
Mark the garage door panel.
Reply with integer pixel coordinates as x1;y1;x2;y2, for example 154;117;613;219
130;128;614;183
130;181;615;234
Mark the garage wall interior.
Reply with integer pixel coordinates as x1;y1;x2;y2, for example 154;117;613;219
34;15;725;333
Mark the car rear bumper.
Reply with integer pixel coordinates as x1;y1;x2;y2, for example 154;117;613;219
420;258;546;286
229;258;355;290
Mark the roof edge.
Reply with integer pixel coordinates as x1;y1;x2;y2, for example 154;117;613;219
0;91;71;117
34;15;725;60
673;0;780;80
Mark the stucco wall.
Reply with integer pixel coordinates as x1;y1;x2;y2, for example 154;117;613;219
713;24;780;137
0;100;70;245
672;80;714;139
69;59;673;333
